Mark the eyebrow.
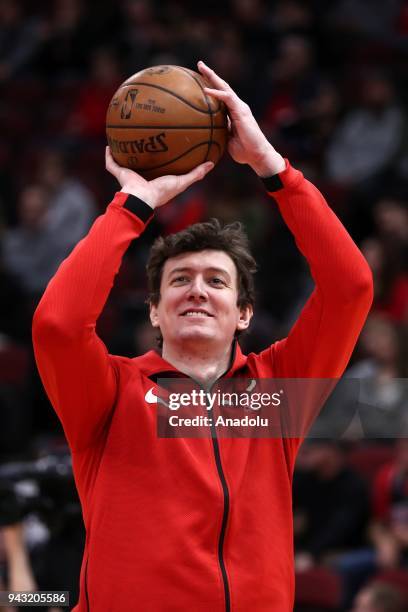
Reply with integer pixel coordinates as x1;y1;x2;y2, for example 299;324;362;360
168;266;232;280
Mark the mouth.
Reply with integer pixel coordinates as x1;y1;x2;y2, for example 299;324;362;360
180;309;214;318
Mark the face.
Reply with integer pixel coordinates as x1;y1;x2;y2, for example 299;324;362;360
361;316;397;363
19;186;49;230
150;250;253;351
298;443;338;472
351;589;376;612
362;76;392;110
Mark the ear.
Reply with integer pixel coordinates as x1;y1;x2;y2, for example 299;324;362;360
236;305;253;331
149;303;160;328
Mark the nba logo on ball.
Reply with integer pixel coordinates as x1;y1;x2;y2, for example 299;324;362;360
120;89;139;120
106;65;228;179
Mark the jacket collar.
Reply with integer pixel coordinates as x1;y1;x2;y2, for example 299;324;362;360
133;339;248;380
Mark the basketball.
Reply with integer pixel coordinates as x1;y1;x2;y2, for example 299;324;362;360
106;65;228;179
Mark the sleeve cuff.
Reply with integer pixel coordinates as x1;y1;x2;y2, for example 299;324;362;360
123;194;155;222
111;192;155;223
261;159;303;193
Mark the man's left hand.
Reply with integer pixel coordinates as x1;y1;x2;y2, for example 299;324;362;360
197;61;285;177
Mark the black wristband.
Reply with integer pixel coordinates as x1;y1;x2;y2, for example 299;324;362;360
123;194;154;222
261;174;284;193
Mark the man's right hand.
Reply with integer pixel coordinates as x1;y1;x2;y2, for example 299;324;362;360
105;147;214;210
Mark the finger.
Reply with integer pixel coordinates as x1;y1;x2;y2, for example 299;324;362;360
173;161;214;194
197;60;231;91
203;87;234;101
105;146;120;177
203;87;243;116
105;145;111;168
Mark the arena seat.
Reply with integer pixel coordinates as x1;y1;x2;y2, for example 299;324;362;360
348;444;394;484
295;566;341;611
372;569;408;597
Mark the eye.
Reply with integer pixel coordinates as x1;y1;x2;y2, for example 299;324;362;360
171;275;189;284
209;277;226;286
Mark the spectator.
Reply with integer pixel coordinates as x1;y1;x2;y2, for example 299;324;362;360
0;0;46;82
65;47;122;139
346;315;408;439
326;72;405;186
374;198;408;250
37;150;96;255
372;440;408;570
350;582;406;612
1;185;61;296
293;441;370;568
118;0;174;75
325;0;403;39
362;238;408;323
37;0;94;80
270;0;313;33
335;441;408;608
262;35;319;136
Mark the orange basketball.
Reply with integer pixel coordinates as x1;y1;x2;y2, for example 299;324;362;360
106;65;228;179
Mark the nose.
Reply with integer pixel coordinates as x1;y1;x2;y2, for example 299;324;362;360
186;276;208;301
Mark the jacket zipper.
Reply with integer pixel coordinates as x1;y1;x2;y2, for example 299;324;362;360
152;346;239;612
209;419;231;612
84;556;90;611
207;345;238;612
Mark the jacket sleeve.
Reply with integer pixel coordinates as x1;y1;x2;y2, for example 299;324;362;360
32;193;154;452
255;162;373;452
258;161;373;378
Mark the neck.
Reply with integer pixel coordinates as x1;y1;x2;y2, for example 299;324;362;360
162;339;234;386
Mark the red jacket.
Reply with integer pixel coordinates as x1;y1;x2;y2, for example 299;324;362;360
32;162;373;611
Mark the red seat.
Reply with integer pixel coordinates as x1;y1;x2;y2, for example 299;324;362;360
348;444;395;484
371;569;408;597
296;566;341;610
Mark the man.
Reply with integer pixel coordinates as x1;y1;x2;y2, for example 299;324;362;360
32;61;373;611
293;441;369;566
350;583;406;612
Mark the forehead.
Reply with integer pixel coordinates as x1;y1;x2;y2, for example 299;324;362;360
162;250;237;279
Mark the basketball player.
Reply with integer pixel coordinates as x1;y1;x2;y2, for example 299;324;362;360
32;61;373;611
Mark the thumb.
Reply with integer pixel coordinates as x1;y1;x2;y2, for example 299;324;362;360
173;161;214;195
105;146;121;179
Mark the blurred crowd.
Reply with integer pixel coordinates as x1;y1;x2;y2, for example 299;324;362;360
0;0;408;610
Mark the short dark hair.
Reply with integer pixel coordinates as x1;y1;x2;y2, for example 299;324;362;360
146;218;257;309
364;583;405;612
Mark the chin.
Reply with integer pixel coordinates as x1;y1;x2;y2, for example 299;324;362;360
177;328;216;343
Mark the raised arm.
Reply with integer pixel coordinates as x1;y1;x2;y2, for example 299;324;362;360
32;149;213;452
263;161;373;378
198;61;373;379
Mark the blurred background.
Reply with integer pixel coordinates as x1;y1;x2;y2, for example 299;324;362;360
0;0;407;610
